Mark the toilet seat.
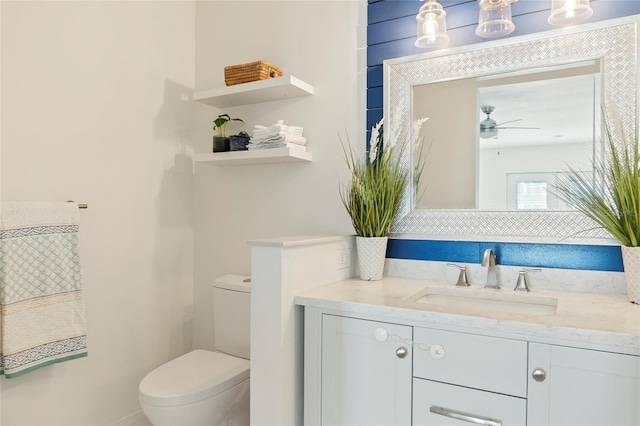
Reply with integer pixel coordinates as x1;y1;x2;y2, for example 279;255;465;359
139;349;250;407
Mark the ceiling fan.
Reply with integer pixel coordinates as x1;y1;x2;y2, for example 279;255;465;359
479;105;540;139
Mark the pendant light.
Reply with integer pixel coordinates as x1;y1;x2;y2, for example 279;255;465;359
548;0;593;26
476;0;517;38
415;0;450;48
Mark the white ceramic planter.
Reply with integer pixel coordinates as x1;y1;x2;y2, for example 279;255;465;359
621;245;640;304
355;236;388;281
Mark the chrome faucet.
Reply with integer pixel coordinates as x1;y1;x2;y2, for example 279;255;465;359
482;249;499;289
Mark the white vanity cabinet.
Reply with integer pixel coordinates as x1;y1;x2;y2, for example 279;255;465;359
527;343;640;425
319;314;412;426
303;307;640;426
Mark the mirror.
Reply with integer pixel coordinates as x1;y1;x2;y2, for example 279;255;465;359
413;61;600;210
385;16;638;241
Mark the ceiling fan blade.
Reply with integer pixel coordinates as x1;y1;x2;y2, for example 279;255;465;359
496;119;523;126
497;126;541;130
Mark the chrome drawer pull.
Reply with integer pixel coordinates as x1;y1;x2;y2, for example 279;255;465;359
430;405;502;426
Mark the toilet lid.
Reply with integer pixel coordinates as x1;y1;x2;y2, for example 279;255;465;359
139;349;250;407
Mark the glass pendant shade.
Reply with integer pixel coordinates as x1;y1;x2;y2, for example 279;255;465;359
476;0;516;38
548;0;593;26
415;1;449;48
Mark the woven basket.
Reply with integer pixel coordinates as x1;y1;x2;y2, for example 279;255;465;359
224;60;283;86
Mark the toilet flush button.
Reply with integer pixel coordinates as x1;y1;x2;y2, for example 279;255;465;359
430;344;445;359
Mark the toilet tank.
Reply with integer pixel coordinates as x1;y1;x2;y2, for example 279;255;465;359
213;274;251;360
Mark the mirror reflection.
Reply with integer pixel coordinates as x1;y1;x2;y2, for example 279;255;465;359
413;61;600;210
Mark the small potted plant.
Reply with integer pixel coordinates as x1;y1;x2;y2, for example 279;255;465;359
213;114;244;152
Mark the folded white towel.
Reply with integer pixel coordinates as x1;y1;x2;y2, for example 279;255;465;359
254;120;302;131
251;134;286;144
248;142;307;152
253;130;304;140
252;120;304;139
283;135;307;146
286;142;306;151
250;134;307;146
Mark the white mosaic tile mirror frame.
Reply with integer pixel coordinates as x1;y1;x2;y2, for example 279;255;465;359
385;16;639;243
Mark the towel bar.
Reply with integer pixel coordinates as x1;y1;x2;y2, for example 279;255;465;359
66;201;88;209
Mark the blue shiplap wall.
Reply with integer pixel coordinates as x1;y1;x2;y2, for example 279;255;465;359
368;0;640;271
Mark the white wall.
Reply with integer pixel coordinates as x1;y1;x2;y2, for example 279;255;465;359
192;1;366;349
1;2;195;424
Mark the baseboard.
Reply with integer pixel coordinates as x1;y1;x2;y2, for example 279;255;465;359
109;410;151;426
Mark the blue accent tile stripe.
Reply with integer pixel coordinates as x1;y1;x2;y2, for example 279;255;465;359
387;239;624;272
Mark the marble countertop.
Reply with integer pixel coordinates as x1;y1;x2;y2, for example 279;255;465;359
295;277;640;355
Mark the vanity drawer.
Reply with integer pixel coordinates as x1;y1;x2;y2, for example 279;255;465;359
413;327;527;397
413;378;526;426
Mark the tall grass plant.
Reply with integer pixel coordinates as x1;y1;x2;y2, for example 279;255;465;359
340;119;409;237
556;116;640;246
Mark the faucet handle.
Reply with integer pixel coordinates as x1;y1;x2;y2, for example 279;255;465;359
447;263;470;287
514;268;541;292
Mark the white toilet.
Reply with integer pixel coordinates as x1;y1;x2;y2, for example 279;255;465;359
139;274;251;426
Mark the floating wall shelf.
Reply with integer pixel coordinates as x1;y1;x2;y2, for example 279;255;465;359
194;146;312;166
192;75;314;108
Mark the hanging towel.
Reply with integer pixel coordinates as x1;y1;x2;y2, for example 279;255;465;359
0;202;88;378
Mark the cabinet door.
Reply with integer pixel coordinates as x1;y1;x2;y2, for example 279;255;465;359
528;343;640;426
321;314;412;426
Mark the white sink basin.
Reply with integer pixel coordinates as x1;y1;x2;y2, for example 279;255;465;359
406;286;558;316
